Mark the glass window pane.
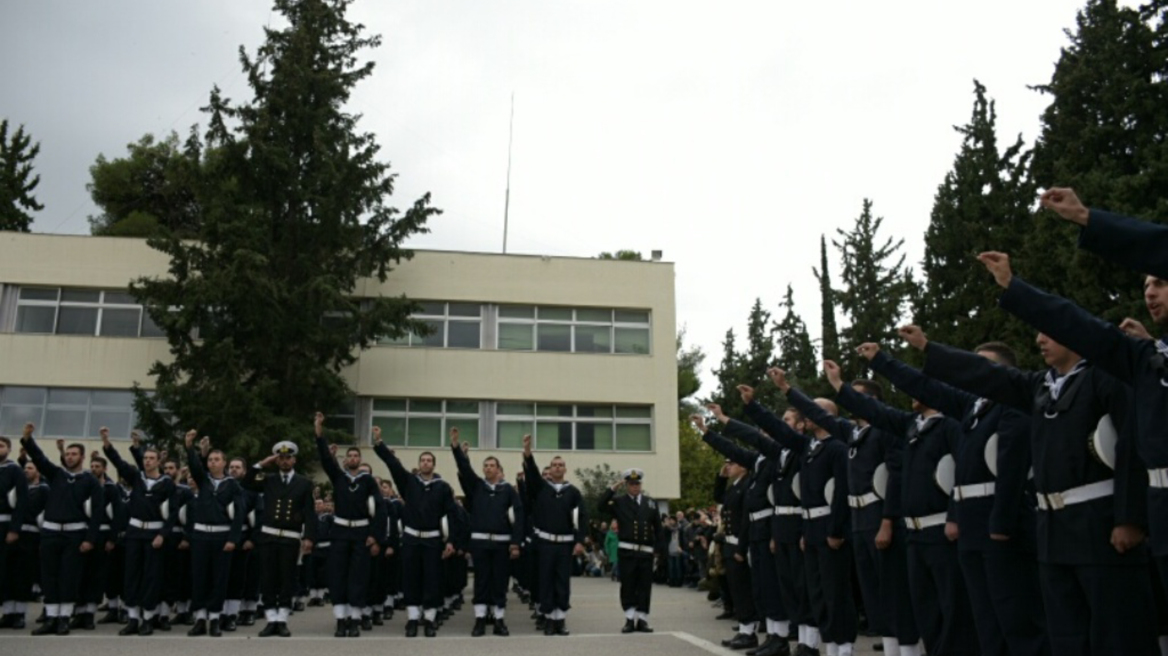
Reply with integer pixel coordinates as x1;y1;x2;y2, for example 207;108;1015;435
61;289;101;303
57;307;99;335
576;422;614;451
410;400;443;414
100;308;142;337
373;416;407;446
379;332;410;346
576;308;611;322
45;408;87;437
499;305;534;319
89;410;132;438
615;406;652;419
448;303;480;317
615;424;652;451
497;421;531;449
92;390;133;408
498;323;533;350
577;405;613;418
615;309;650;324
537;324;571;352
407;417;442;447
614;327;650;354
536;404;573;417
536;421;573;450
574;325;611;353
414;319;444;347
19;287;58;301
3;387;45;405
141;312;165;338
1;405;43;434
446;400;478;415
103;291;136;305
447;321;480;349
417;302;445;316
15;306;56;333
373;398;407;413
538;307;572;321
448;421;479;447
497;403;534;416
48;388;90;406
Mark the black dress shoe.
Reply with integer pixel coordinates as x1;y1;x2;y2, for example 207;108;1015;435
636;620;653;633
98;611;120;624
222;614;238;631
543;619;555;636
335;619;347;638
258;622;279;637
276;621;291;637
372;611;383;626
156;615;171;631
405;619;418;637
493;619;510;636
209;618;222;637
347;618;361;638
0;613;15;628
68;614;84;630
755;637;791;656
189;619;208;636
728;633;760;650
360;615;372;631
748;635;777;655
793;646;820;656
118;619;140;636
536;616;547;631
423;619;437;638
384;608;394;621
139;618;154;636
293;601;306;612
622;619;636;634
554;619;569;636
31;618;56;636
10;615;25;630
237;611;254;626
472;618;486;637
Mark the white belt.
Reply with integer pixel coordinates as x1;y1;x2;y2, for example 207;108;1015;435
904;512;947;530
261;526;301;539
316;541;332;549
42;521;87;532
954;482;996;501
403;527;441;539
775;506;802;516
618;541;654;554
22;524;40;533
724;535;740;546
1149;468;1168;489
471;532;512;542
172;526;185;534
749;508;775;521
194;523;231;533
848;493;880;509
535;529;575;543
803;506;830;520
1036;479;1114;511
333;517;370;528
0;514;11;522
129;518;164;530
99;524;111;531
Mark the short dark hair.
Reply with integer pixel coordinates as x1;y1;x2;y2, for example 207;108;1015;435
483;456;500;468
851;379;884;401
230;456;248;469
346;447;362;457
66;443;85;456
975;341;1017;367
90;455;108;467
418;451;435;464
0;436;10;448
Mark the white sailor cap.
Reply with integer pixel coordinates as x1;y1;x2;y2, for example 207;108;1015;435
623;468;645;483
273;440;299;456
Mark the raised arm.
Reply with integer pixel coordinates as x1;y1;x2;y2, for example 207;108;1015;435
372;428;413;495
834;383;915;437
768;368;853;442
863;345;977;419
599;486;618;519
521;434;547;496
922;341;1039;413
734;385;811;453
314;412;346;484
241;455;276;493
101;429;140;484
449;428;482;496
691;414;759;469
1041;188;1168;280
719;411;790;458
19;425;61;480
184;430;209;485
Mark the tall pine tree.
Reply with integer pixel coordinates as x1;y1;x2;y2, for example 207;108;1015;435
707;328;747;419
0;119;43;232
773;284;820;393
813;235;841;364
131;0;440;461
915;81;1037;357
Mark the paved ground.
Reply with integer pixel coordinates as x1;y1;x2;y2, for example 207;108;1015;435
1;577;884;655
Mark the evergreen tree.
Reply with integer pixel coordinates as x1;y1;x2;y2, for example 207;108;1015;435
597;250;644;261
0;119;43;232
833;199;912;378
88;131;205;238
131;0;439;462
677;330;705;415
915;81;1037;357
675;418;724;511
773;284;822;394
707;328;746;419
813;235;841;363
741;298;785;411
1025;0;1167;326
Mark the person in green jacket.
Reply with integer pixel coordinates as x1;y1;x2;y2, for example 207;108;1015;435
605;521;620;580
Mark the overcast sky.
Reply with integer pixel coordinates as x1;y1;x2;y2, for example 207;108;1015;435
1;0;1127;394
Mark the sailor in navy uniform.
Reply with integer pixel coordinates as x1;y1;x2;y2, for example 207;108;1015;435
102;428;177;636
313;413;384;638
223;455;257;630
736;385;857;656
940;252;1157;655
100;476;130;625
160;456;193;629
1040;187;1168;280
0;436;28;629
826;361;980;656
74;452;116;631
521;434;588;636
707;444;759;650
450;427;523;637
775;371;919;656
373;426;464;638
873;333;1049;656
183;431;245;637
368;477;400;624
20;424;103;635
307;499;331;606
696;406;790;655
241;440;317;638
8;458;47;629
600;466;661;634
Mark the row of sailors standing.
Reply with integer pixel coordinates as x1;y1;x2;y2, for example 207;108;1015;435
693;187;1168;656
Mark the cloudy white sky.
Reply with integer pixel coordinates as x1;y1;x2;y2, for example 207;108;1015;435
1;0;1126;393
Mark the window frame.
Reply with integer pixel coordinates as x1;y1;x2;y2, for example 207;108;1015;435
14;286;161;338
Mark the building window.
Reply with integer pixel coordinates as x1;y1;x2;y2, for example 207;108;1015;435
494;402;653;451
378;302;482;349
370;398;481;448
496;306;651;355
13;287;164;338
0;386;146;438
